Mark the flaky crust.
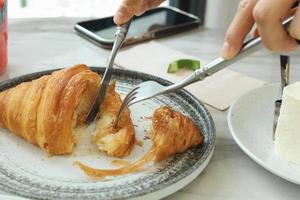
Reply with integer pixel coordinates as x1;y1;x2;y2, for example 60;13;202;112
0;64;136;156
92;81;135;158
151;106;204;161
77;106;204;178
0;64;100;154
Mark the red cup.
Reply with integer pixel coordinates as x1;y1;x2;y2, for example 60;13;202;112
0;0;7;75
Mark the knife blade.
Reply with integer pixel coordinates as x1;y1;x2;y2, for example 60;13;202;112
86;20;131;124
273;55;290;139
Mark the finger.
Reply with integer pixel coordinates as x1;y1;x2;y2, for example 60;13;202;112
253;0;298;52
289;7;300;39
222;0;258;59
253;8;296;38
114;0;165;24
114;0;140;25
114;8;134;25
136;0;165;16
148;0;166;8
289;7;298;16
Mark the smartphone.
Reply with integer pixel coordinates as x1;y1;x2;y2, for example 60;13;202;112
74;7;200;49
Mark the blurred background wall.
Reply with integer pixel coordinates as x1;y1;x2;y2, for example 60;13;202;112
9;0;239;33
170;0;239;33
205;0;239;32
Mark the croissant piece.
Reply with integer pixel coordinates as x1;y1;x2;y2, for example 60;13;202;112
151;106;204;161
92;81;135;157
0;64;100;154
77;106;204;178
0;64;136;156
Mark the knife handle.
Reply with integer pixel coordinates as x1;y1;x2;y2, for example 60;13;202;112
115;19;132;41
104;19;132;84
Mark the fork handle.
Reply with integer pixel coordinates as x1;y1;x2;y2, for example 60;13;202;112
163;16;294;94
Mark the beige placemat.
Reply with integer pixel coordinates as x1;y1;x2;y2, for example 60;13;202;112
114;41;266;111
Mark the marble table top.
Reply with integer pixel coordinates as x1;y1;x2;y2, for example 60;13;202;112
1;17;300;200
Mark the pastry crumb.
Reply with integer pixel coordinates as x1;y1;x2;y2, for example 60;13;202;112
136;139;144;147
143;135;151;140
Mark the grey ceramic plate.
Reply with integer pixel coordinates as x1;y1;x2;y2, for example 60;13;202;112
0;67;215;200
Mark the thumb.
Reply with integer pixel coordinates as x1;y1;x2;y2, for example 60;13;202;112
114;5;135;25
222;0;257;59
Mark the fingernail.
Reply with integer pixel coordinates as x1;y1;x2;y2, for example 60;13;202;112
221;42;234;60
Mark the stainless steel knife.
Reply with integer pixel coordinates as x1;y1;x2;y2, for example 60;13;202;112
273;55;290;139
86;20;131;124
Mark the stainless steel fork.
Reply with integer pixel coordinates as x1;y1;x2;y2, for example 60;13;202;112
115;16;294;125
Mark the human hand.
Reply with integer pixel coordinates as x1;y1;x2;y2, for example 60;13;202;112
222;0;299;60
114;0;165;25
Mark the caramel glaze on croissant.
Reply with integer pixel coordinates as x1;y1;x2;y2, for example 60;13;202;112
0;64;136;156
76;106;204;178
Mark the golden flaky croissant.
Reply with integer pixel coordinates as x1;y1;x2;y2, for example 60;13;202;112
92;81;135;158
0;64;135;156
76;106;204;178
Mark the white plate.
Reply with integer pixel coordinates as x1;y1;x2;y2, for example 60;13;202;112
0;67;215;200
228;83;300;185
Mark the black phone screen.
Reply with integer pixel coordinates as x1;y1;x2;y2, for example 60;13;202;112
77;7;199;41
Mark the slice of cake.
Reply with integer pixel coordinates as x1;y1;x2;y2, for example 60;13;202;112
275;82;300;164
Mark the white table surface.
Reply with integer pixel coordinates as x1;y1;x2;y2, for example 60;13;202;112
1;17;300;200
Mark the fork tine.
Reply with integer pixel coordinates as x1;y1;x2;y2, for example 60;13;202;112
115;102;133;128
118;95;137;117
114;91;138;128
122;86;139;102
122;91;138;105
118;87;139;115
115;107;125;128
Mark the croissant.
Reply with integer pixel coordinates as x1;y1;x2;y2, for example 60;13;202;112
92;81;135;157
76;106;204;178
151;106;204;161
0;64;136;156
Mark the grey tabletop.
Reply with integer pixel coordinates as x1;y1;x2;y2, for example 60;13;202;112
1;18;300;200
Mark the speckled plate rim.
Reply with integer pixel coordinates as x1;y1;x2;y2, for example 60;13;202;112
227;83;300;185
0;67;216;199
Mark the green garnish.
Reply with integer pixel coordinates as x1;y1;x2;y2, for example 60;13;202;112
167;59;201;73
